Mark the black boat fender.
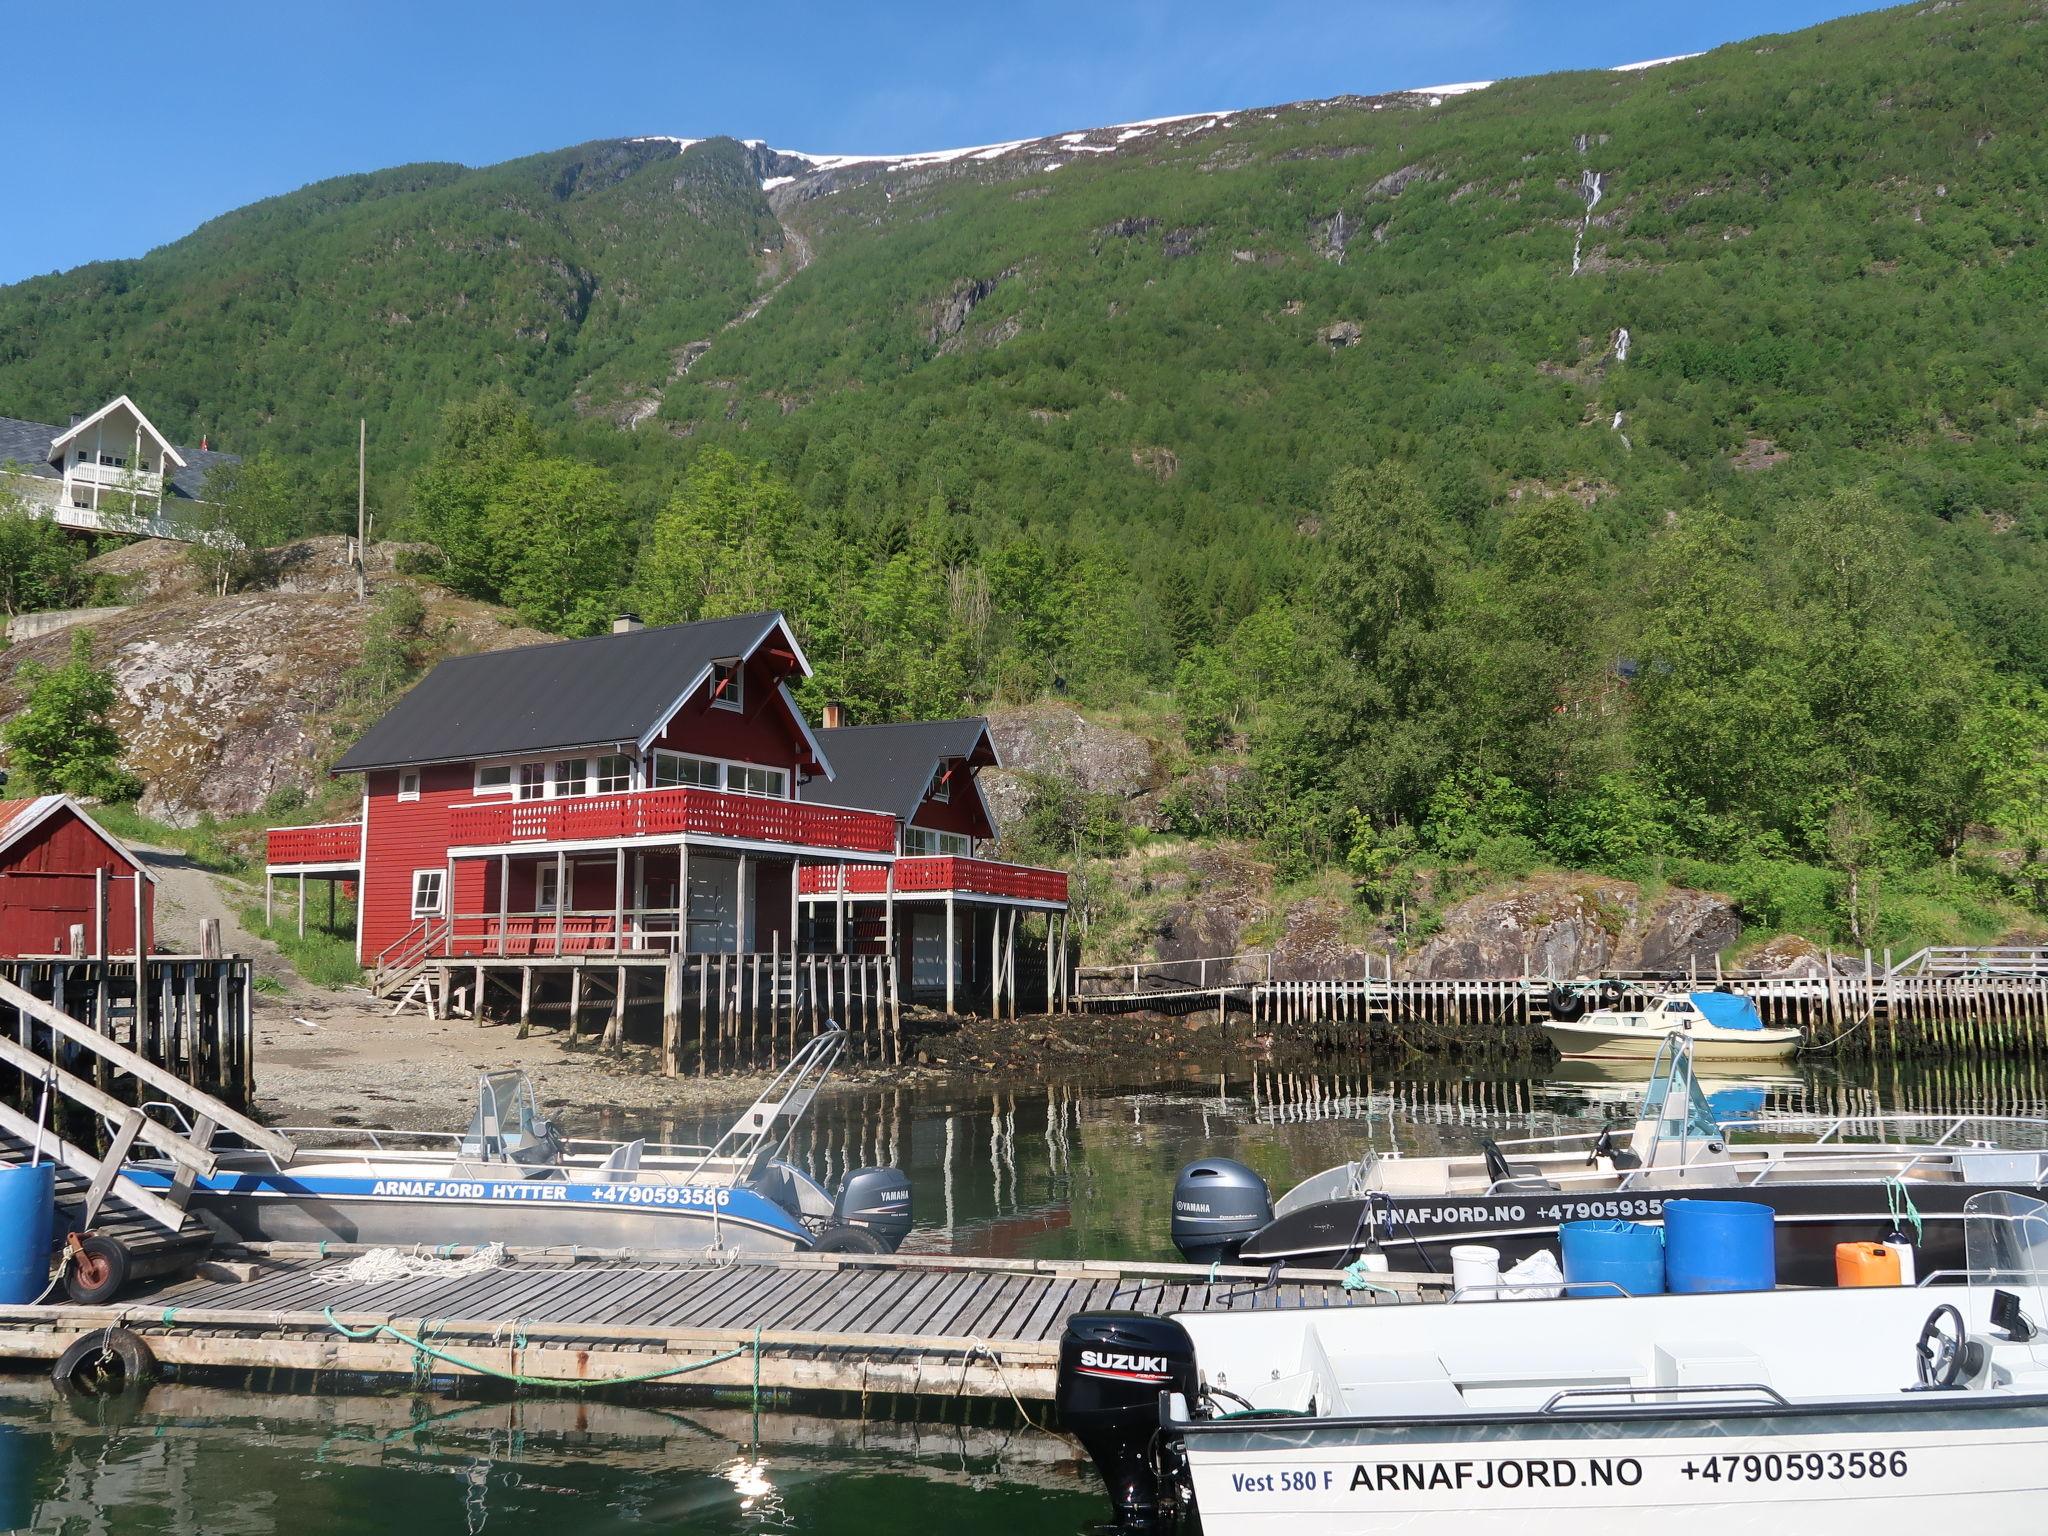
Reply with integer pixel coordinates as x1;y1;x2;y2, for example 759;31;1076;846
52;1327;156;1397
809;1224;888;1254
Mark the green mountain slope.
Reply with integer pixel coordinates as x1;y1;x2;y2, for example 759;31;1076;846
0;138;781;458
7;0;2048;951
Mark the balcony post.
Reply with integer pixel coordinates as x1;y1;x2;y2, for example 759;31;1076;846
680;839;692;954
264;873;272;926
944;895;956;1017
1006;906;1018;1021
788;859;799;954
613;848;626;957
497;853;508;958
736;852;748;955
836;870;846;954
884;865;896;981
553;850;566;956
297;872;306;938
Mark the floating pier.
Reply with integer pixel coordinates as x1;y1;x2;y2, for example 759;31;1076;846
0;1245;1441;1403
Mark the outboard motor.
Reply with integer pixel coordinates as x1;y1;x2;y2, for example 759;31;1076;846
1170;1158;1272;1265
1057;1312;1199;1534
832;1167;913;1251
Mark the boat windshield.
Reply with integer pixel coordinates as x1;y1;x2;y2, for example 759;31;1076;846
1964;1190;2048;1371
1637;1036;1720;1145
460;1071;561;1167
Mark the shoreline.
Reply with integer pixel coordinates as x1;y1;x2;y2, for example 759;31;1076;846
249;988;1290;1131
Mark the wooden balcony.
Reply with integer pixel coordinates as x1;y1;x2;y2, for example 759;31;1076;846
266;819;363;869
801;856;1068;906
447;785;898;857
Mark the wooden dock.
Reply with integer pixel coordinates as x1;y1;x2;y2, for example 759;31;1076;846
0;1245;1441;1404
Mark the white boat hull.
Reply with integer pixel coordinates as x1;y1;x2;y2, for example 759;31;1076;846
1543;1017;1800;1061
1185;1411;2048;1533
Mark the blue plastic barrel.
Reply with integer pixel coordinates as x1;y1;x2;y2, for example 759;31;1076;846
1663;1198;1775;1293
0;1162;55;1304
1560;1219;1665;1297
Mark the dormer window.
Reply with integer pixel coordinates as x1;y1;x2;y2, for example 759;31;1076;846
709;660;743;713
928;761;953;803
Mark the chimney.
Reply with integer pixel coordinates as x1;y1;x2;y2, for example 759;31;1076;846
821;702;845;730
612;612;643;634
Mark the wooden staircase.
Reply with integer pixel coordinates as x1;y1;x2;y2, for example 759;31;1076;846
0;973;293;1300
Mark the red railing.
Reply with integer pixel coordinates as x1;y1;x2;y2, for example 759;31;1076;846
800;857;1068;905
267;819;363;867
446;787;898;856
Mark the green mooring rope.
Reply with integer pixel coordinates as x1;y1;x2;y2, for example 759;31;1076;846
1886;1177;1925;1244
320;1306;753;1392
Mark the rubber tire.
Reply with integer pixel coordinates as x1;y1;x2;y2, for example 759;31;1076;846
1598;979;1627;1006
1547;986;1585;1022
52;1328;156;1397
65;1235;131;1306
810;1224;888;1255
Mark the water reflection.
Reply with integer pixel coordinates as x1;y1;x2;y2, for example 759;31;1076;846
0;1383;1091;1535
586;1052;2048;1263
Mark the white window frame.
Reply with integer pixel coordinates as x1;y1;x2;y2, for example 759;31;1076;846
552;757;590;797
410;868;445;917
928;761;952;804
536;862;569;913
474;763;515;796
516;763;548;801
652;749;723;790
709;659;744;713
904;826;972;857
727;763;788;798
397;770;421;803
594;753;632;794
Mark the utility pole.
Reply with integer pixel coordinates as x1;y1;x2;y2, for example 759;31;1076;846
355;417;367;602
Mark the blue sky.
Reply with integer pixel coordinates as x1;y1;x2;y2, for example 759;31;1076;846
1;1;1881;284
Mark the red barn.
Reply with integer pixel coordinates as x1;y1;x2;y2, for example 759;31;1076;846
0;796;155;958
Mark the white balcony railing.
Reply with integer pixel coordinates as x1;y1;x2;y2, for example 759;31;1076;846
64;463;163;494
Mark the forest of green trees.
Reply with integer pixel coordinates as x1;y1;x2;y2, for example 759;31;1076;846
5;0;2048;948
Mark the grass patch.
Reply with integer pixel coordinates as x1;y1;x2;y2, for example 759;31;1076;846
242;901;362;989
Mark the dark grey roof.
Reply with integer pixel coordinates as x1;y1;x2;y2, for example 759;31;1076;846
0;414;238;500
333;611;790;773
809;719;994;821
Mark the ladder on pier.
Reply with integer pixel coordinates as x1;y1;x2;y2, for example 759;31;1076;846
0;974;293;1300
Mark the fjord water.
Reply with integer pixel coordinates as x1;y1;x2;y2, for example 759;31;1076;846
4;1052;2043;1533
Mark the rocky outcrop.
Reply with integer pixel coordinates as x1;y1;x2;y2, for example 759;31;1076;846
0;576;546;825
981;703;1163;831
1404;876;1740;979
928;267;1020;344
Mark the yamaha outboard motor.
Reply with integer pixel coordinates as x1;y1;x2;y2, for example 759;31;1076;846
1056;1312;1198;1534
1170;1158;1272;1265
832;1167;913;1251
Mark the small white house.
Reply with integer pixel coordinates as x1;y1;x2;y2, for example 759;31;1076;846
0;395;236;539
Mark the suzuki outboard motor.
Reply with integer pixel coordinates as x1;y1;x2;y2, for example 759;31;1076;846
833;1167;913;1251
1170;1158;1272;1265
1056;1312;1198;1534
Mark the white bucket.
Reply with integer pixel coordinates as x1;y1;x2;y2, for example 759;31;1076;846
1451;1243;1501;1301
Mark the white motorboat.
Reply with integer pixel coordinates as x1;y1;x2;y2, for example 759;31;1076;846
123;1026;911;1287
1544;988;1801;1061
1171;1033;2048;1285
1062;1190;2048;1534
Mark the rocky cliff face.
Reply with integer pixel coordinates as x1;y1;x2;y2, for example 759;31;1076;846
981;702;1163;831
1403;876;1741;979
0;541;545;825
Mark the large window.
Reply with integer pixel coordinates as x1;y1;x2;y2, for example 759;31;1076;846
516;763;548;801
728;764;787;798
594;753;632;794
652;751;721;789
709;660;744;712
553;758;590;797
904;827;971;857
410;869;445;917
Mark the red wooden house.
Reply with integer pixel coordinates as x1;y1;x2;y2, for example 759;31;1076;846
0;796;155;958
265;612;1067;1010
800;717;1067;1012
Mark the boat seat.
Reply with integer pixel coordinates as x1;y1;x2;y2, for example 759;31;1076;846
1493;1175;1560;1195
1326;1352;1467;1417
601;1140;646;1184
1370;1161;1455;1197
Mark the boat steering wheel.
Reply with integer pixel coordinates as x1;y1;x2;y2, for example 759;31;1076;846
1916;1304;1968;1389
